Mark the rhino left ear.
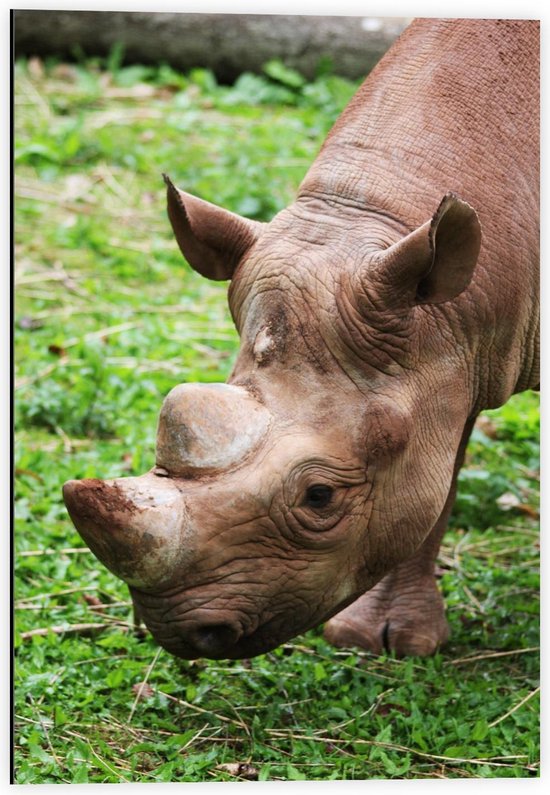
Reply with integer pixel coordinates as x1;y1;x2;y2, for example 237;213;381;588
371;193;482;305
164;174;265;280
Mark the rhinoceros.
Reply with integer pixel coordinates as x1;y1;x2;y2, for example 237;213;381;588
63;18;539;660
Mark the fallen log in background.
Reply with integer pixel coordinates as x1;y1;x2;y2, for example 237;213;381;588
13;11;410;81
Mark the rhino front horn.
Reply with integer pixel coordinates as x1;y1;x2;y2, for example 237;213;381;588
155;382;272;477
62;473;194;591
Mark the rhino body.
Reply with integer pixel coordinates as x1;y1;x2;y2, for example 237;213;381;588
63;18;539;660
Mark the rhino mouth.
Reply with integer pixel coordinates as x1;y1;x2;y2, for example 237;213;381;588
146;621;287;661
130;587;294;660
130;585;353;661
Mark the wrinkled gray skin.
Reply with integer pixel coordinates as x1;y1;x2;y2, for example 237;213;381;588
63;19;539;660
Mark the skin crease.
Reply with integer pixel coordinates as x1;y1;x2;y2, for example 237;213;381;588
63;18;539;659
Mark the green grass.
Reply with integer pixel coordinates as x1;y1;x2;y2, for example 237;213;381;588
14;55;539;783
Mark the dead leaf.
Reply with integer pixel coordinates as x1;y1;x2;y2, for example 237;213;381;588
15;467;44;483
19;316;44;331
83;594;103;608
132;682;155;700
215;763;259;780
28;57;44;80
496;492;521;511
376;702;411;717
62;174;95;202
475;415;499;439
496;492;539;518
48;344;67;357
515;503;540;520
51;64;79;82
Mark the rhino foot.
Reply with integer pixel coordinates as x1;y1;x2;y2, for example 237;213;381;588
324;574;449;657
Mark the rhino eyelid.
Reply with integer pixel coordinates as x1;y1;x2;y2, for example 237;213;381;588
153;466;170;478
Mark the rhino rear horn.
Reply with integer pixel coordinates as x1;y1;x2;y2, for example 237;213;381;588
369;193;482;305
164;174;265;280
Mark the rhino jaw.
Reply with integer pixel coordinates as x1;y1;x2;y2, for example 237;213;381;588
62;473;192;591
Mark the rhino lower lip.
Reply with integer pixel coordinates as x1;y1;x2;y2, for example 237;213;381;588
158;628;287;661
144;619;278;660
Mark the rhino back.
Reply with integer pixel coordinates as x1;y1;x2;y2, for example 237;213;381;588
299;17;539;408
301;19;538;225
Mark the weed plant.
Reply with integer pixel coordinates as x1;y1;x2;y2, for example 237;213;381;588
14;54;539;782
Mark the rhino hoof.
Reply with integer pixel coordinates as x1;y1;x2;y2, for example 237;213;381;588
324;615;449;657
324;582;450;658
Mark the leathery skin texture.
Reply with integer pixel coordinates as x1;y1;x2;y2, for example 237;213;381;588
63;18;539;660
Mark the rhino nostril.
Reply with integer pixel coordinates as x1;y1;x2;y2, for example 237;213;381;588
190;623;241;657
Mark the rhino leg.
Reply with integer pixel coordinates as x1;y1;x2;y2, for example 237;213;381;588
324;418;476;657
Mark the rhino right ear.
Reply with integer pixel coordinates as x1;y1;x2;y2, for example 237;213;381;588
163;174;265;280
367;193;481;306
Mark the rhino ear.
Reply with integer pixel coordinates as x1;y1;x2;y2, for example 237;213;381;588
371;193;481;305
163;174;265;280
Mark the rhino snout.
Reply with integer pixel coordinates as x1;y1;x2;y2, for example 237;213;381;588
129;593;268;660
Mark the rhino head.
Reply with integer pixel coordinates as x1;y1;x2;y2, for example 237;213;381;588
63;175;481;659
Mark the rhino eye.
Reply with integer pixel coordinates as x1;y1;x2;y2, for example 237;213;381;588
304;484;334;510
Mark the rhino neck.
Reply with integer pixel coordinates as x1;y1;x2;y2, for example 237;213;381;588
300;19;538;231
298;155;431;232
297;21;444;225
